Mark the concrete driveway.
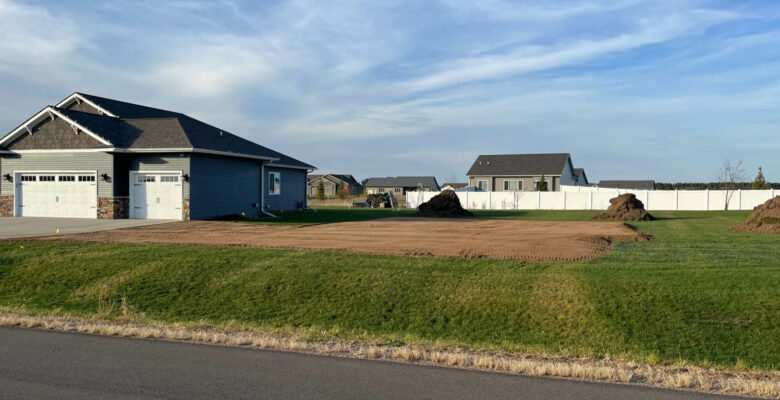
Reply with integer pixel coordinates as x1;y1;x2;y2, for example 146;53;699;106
0;217;174;239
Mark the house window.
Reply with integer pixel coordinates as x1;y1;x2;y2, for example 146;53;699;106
39;176;55;182
477;180;489;191
395;187;401;193
270;172;281;195
503;180;522;191
534;180;549;191
160;176;179;183
58;176;75;182
78;175;96;182
21;176;36;182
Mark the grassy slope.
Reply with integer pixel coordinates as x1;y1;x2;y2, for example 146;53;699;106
0;210;777;371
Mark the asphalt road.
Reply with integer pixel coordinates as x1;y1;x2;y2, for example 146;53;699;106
0;327;745;400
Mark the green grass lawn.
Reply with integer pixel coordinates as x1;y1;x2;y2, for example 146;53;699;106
0;210;778;371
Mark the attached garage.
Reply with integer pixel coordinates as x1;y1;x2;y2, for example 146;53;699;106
15;172;97;218
0;92;315;220
129;172;183;220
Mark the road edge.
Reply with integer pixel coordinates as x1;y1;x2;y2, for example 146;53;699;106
1;311;777;399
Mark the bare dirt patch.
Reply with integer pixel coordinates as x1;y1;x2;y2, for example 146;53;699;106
29;218;650;262
734;196;780;234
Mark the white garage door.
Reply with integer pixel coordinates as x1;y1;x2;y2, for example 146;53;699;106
130;173;183;220
15;173;97;218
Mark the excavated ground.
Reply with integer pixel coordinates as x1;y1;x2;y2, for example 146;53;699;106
27;218;651;262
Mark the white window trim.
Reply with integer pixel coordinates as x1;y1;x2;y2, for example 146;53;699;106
269;171;281;196
128;170;184;221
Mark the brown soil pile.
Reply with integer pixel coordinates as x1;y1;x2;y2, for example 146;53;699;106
594;193;655;221
416;190;473;218
26;218;650;262
733;196;780;234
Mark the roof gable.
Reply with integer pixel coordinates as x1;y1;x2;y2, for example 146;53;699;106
4;113;108;150
467;153;570;176
0;106;115;148
2;92;315;170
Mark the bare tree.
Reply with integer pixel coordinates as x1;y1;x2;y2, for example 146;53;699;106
445;172;461;184
717;159;747;210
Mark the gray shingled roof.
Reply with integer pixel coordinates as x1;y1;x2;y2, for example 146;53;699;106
48;93;314;169
599;180;656;190
573;168;588;184
364;176;439;191
467;153;571;176
308;174;361;186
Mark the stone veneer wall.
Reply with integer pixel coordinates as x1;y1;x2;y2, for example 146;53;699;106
182;199;190;221
98;197;129;219
0;196;13;217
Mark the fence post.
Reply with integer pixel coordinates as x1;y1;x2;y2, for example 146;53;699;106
563;191;567;210
465;191;469;209
738;189;742;210
675;189;679;211
772;188;775;200
705;189;709;211
589;191;593;210
489;191;492;210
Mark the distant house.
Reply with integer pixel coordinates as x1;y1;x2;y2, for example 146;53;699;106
440;182;468;191
598;180;656;191
466;153;584;192
364;176;439;195
307;174;362;197
573;168;589;186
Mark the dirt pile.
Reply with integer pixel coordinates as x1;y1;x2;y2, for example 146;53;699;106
733;196;780;234
416;190;473;218
594;193;655;221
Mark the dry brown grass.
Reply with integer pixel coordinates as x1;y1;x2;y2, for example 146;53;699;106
1;311;777;399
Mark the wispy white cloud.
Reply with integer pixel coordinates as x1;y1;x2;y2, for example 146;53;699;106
0;0;85;72
402;9;739;92
0;0;778;182
438;0;645;21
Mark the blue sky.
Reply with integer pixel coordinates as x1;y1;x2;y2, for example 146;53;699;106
1;0;778;183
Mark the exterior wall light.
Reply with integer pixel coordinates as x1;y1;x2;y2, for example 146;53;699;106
101;173;111;182
182;174;190;182
3;174;11;182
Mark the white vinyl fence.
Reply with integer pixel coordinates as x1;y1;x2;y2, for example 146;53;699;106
406;186;776;211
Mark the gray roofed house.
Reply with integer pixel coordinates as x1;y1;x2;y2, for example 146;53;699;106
0;92;315;220
307;174;363;197
364;176;439;195
598;180;656;191
573;168;589;186
466;153;585;192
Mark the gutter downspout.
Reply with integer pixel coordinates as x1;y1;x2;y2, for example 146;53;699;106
260;161;277;218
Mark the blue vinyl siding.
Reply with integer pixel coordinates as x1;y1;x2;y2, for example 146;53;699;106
115;154;191;199
190;154;261;219
264;166;307;212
